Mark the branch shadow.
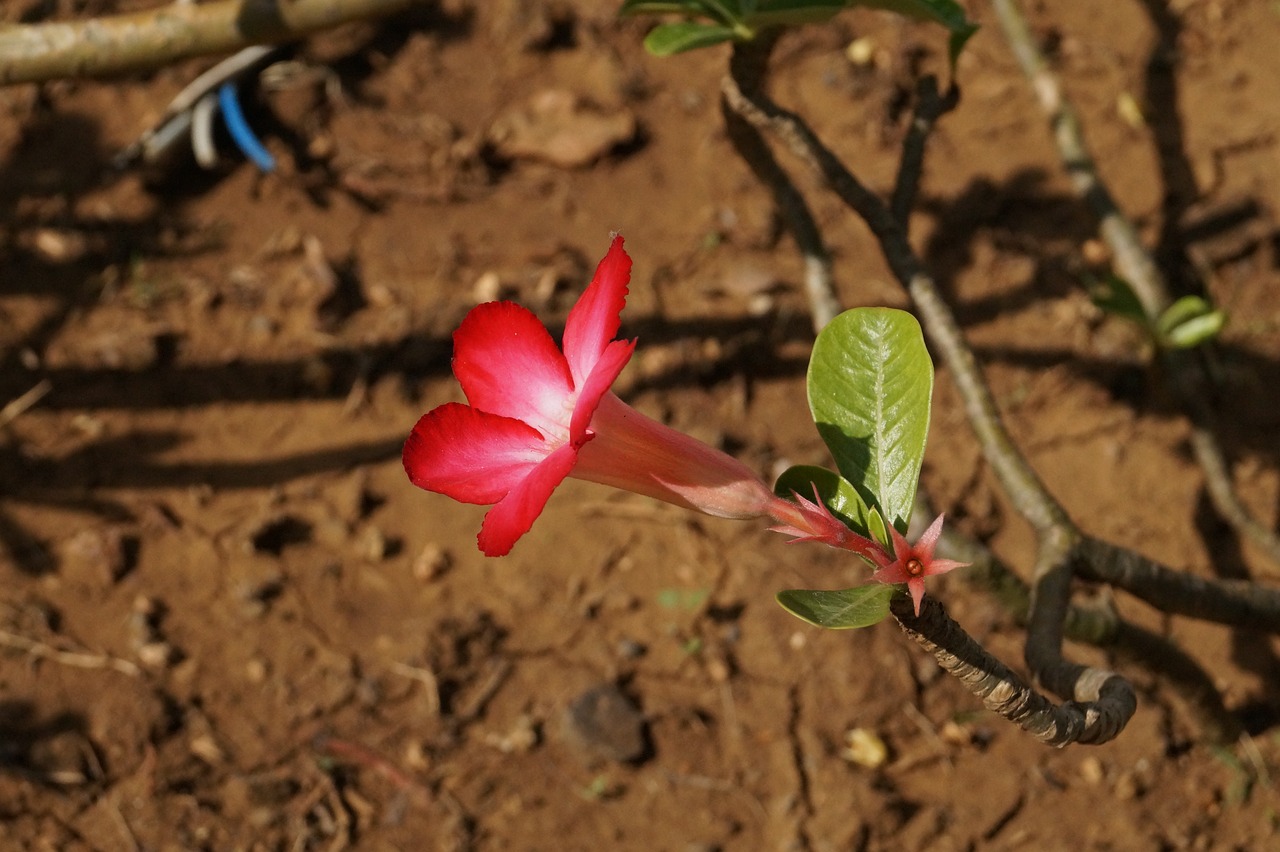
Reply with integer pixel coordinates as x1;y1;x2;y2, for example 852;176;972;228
0;699;94;790
1194;491;1280;734
0;3;507;577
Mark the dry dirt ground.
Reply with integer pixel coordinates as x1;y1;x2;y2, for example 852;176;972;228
2;0;1279;849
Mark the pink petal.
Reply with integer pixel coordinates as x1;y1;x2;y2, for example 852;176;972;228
873;562;911;586
403;403;550;504
888;522;913;561
922;558;969;578
569;337;635;443
477;441;581;556
453;301;574;440
915;513;947;561
562;235;631;386
906;578;926;616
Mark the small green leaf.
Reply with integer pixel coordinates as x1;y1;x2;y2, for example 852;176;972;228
947;23;979;66
741;0;848;27
1090;274;1149;326
1156;294;1212;334
1155;295;1226;348
807;307;933;532
776;585;895;629
1162;309;1226;348
619;0;712;15
642;21;742;54
656;587;710;611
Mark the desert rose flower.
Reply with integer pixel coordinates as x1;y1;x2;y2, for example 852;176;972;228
866;514;969;616
403;234;842;556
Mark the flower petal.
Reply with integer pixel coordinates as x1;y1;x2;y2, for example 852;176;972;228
915;513;947;561
906;578;926;616
403;403;550;504
453;301;574;440
563;234;631;386
888;522;913;561
922;558;969;577
477;441;581;556
569;337;635;443
872;562;911;586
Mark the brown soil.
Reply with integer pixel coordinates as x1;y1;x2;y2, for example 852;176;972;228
2;1;1279;849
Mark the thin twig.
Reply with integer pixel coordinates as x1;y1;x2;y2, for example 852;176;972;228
0;0;415;85
312;735;431;809
0;380;52;430
990;0;1280;573
0;628;141;676
389;661;442;716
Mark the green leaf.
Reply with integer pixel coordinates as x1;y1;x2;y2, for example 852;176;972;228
741;0;848;27
642;21;742;54
1156;295;1226;348
656;587;710;611
947;22;979;66
1090;274;1149;326
852;0;972;32
776;585;896;629
1162;309;1226;349
774;464;881;544
619;0;712;15
807;307;933;532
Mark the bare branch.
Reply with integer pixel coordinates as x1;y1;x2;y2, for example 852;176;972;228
0;0;416;85
891;596;1134;746
934;498;1240;743
1077;537;1280;632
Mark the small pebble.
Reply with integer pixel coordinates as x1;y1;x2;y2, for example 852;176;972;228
562;683;647;764
412;543;452;581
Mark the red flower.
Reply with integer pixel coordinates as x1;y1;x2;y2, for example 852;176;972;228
867;514;969;616
404;235;819;555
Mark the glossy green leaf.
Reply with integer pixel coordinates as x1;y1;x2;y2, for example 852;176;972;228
776;584;895;629
774;464;887;546
1161;309;1226;349
741;0;848;27
1156;295;1226;349
807;308;933;532
642;21;742;54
